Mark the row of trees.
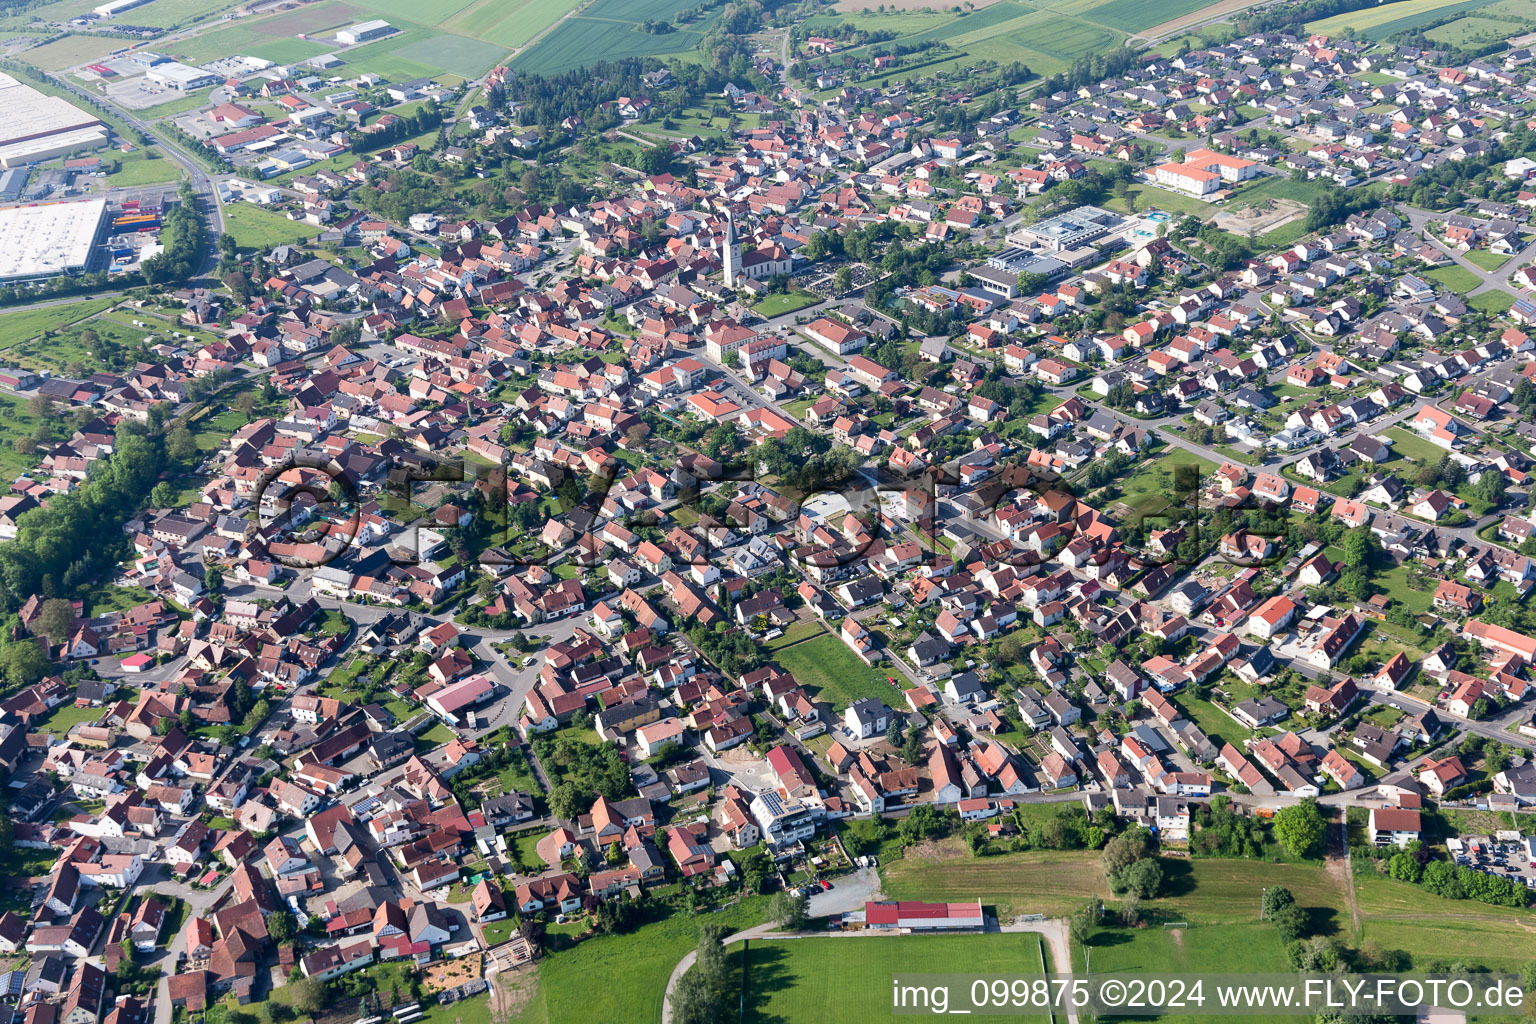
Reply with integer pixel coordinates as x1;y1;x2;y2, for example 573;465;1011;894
140;182;206;286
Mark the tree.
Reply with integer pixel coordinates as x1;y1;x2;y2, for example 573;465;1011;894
266;909;296;944
1387;852;1422;883
1110;856;1164;898
1101;827;1152;877
770;889;809;931
0;639;49;688
35;598;76;643
1271;901;1309;943
1261;886;1294;919
289;977;328;1016
1273;799;1326;859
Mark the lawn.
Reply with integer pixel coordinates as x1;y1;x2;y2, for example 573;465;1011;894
752;291;821;318
1463;249;1509;272
104;150;183;187
223;203;322;251
82;584;157;617
730;934;1051;1023
1112;449;1217;523
415;721;457;751
1381;426;1449;466
1469;289;1516;314
0;391;51;477
1425;264;1482;294
510;896;768;1024
1171;693;1249;750
35;701;104;738
769;633;902;711
763;619;824;651
1103;183;1216;220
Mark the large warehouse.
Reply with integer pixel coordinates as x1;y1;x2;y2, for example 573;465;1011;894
0;73;108;168
0;198;108;281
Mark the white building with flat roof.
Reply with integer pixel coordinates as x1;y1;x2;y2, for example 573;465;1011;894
0;198;107;281
336;19;394;45
0;73;107;168
145;61;219;91
92;0;154;15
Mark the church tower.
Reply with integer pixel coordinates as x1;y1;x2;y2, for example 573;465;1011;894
722;214;740;286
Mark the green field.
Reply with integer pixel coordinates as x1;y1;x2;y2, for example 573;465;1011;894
731;935;1051;1023
769;632;902;711
513;9;710;74
1426;264;1483;294
390;31;509;75
104;150;183;187
511;896;769;1024
1305;0;1504;38
882;842;1350;926
441;0;581;47
224;203;322;251
0;298;117;347
1470;289;1517;314
1087;0;1212;32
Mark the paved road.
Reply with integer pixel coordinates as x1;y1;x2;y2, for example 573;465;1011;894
1400;205;1533;297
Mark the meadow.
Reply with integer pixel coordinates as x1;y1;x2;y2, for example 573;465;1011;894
223;203;322;251
729;934;1053;1023
768;631;904;711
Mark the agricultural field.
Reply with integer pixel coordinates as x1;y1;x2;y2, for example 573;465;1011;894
796;0;1132;81
512;0;715;76
168;0;512;80
1087;0;1214;33
1305;0;1507;40
728;935;1052;1023
768;632;903;711
441;0;582;49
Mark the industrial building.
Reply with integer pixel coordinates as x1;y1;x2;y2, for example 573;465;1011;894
0;198;108;281
336;19;395;45
145;61;219;91
0;73;108;169
92;0;154;16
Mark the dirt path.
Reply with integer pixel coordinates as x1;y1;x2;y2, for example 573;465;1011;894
1325;819;1361;936
1130;0;1271;43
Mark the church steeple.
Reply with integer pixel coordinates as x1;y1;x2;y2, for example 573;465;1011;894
723;213;740;286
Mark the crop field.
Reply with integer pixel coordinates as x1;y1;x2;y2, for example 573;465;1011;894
512;0;714;74
882;845;1111;917
1429;12;1535;44
1088;0;1214;33
1305;0;1502;39
730;935;1052;1023
391;32;509;74
442;0;581;48
799;0;1130;79
169;0;514;79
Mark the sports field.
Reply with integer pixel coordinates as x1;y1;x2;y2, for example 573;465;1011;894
729;934;1053;1023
